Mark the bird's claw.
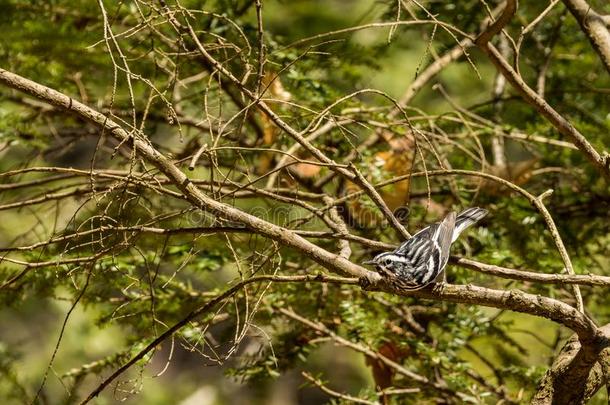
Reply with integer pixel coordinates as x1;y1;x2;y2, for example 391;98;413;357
359;276;372;290
431;282;446;294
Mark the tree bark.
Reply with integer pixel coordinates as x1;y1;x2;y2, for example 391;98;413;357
532;324;610;404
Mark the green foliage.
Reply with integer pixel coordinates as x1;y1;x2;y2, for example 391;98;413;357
1;0;609;403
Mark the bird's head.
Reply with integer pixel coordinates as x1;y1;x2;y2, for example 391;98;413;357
363;252;409;278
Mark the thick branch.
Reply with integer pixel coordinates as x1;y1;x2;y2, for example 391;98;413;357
370;281;599;344
532;324;610;405
476;0;517;45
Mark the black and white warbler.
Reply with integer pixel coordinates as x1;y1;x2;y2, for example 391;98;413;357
363;207;488;289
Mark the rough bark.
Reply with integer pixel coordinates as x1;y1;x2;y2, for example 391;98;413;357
532;324;610;404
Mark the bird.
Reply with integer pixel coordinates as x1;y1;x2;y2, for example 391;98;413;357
363;207;488;290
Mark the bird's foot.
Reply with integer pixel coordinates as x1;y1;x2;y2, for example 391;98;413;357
431;282;446;294
359;276;372;290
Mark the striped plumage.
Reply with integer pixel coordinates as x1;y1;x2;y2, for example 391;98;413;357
364;207;488;289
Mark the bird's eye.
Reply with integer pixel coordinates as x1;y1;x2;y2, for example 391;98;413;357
383;258;392;266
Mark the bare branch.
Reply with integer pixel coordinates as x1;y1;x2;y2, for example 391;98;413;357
280;307;464;399
0;68;377;281
562;0;610;74
78;274;359;404
453;257;610;287
475;0;610;183
302;372;380;405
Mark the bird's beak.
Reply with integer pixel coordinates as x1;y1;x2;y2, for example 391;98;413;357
362;259;376;265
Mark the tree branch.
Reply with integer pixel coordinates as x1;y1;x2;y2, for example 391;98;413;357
302;372;380;405
0;68;377;282
180;19;411;241
475;0;610;183
562;0;610;74
78;274;358;404
532;324;610;405
369;281;599;344
453;257;610;287
0;68;606;399
281;307;463;399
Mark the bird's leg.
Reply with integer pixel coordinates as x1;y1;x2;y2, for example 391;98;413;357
434;269;446;283
431;270;446;293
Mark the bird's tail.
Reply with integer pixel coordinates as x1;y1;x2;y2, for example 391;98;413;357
451;207;488;242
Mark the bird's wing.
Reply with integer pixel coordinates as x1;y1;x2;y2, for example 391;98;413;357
393;222;432;255
434;211;456;270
